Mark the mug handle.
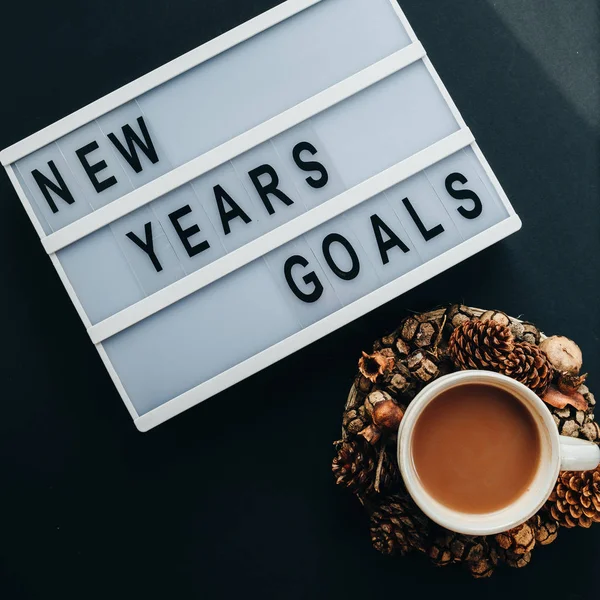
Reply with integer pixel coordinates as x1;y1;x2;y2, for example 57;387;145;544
559;436;600;471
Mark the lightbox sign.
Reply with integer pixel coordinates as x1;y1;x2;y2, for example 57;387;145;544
1;0;521;431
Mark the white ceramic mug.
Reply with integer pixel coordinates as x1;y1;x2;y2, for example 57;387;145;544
397;370;600;536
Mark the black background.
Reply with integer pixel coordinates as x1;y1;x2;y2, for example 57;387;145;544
1;1;598;598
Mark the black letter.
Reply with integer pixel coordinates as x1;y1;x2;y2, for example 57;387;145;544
322;233;360;281
292;141;329;189
284;255;323;303
445;172;483;219
214;185;252;235
248;164;294;215
126;222;162;272
107;116;159;173
31;161;75;214
168;205;210;258
402;197;445;242
75;141;117;193
370;214;410;265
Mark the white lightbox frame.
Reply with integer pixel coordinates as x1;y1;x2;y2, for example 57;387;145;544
1;0;521;431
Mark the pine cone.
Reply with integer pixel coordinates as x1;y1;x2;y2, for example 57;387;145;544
497;548;532;568
428;530;498;578
495;521;537;569
532;510;559;546
332;440;400;497
448;319;514;370
502;342;554;396
370;493;431;556
546;466;600;528
448;320;554;396
495;521;536;555
550;385;599;443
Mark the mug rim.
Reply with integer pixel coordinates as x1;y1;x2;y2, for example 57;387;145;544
397;370;561;536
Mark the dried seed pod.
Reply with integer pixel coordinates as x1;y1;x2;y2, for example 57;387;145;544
539;336;583;375
510;320;525;340
558;372;588;395
399;316;420;343
356;374;374;395
395;338;411;358
413;321;438;349
407;351;440;383
520;322;542;345
480;310;511;327
381;333;396;347
344;410;367;436
385;373;413;396
358;351;395;383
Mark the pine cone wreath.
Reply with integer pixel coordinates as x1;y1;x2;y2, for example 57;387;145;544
370;493;431;556
546;467;600;528
332;439;400;498
334;304;598;578
448;319;554;396
428;530;498;579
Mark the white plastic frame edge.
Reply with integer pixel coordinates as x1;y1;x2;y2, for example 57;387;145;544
0;0;324;166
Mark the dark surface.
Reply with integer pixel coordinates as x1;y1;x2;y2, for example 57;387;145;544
1;1;598;598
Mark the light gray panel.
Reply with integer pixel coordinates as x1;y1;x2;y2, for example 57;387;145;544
103;259;302;415
191;162;266;252
111;219;185;297
14;168;52;235
385;172;463;262
343;193;423;285
424;147;509;240
57;228;145;324
96;101;173;188
304;215;382;306
146;184;227;275
136;0;410;166
312;62;460;187
270;120;347;209
263;237;342;328
56;121;135;209
15;143;92;232
231;140;307;230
